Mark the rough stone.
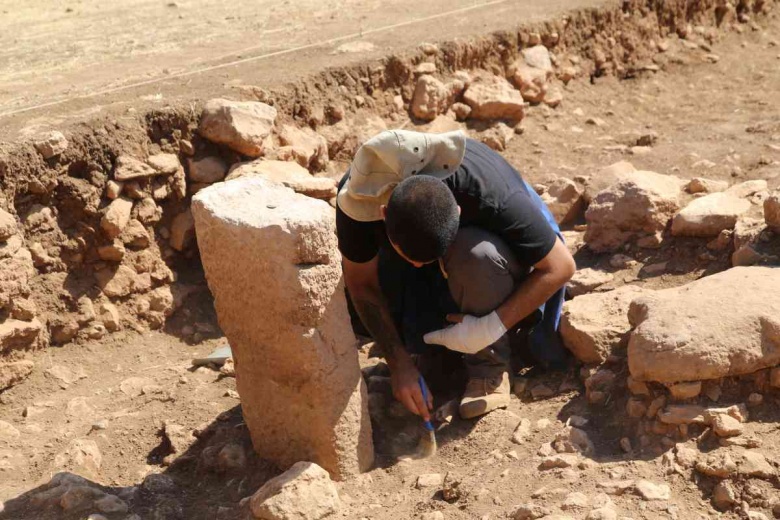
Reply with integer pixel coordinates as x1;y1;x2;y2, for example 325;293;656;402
0;318;42;355
666;381;702;400
628;267;780;383
686;177;728;194
95;265;142;298
34;131;69;159
626;398;648;418
136;197;162;225
462;75;525;121
94;495;129;514
199;98;277;157
250;461;340;520
121;220;150;249
192;177;373;479
0;209;17;242
725;180;768;198
712;414;744;437
658;405;707;425
540;178;585;224
147;153;181;175
561;491;589;510
170;209;195;251
627;376;650;396
97;241;125;262
416;473;443;489
671;192;752;237
101;198;133;240
765;190;780;231
510;503;550;519
411;75;449;121
561;286;649;363
187;156;228;184
738;450;774;478
635;480;671;501
277;125;329;171
114;156;157;181
0;420;20;441
227;160;336;200
53;439;102;478
582;161;637;203
162;422;196;455
539;453;579;470
510;62;549;103
585;171;683;252
567;268;613;298
511;418;531;444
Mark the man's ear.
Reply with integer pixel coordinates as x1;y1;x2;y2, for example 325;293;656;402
380;205;387;221
457;205;462;216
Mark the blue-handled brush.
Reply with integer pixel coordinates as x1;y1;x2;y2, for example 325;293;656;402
417;375;437;458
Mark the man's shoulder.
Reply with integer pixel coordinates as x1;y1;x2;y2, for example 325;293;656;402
449;139;527;204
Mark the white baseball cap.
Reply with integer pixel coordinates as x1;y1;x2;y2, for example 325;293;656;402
337;129;467;222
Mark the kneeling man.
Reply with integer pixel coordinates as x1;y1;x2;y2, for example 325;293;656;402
336;130;575;420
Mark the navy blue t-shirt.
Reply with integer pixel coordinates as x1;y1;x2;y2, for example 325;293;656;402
336;138;557;268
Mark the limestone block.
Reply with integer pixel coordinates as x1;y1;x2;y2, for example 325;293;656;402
462;74;525;121
199;99;277;157
227;160;336;200
585;170;683;252
628;267;780;383
561;286;649;364
192;177;373;479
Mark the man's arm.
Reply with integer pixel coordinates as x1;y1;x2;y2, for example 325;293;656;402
424;239;574;353
495;237;575;329
343;256;433;420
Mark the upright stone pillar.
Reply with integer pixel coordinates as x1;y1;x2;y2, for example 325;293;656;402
192;177;373;479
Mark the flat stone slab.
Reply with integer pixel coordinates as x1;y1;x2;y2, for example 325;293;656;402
628;267;780;383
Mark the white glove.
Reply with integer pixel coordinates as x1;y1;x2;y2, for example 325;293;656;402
423;311;507;354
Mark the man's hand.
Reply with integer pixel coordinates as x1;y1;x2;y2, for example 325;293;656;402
423;311;507;354
390;356;433;421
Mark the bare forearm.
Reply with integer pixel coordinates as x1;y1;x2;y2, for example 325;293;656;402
496;269;568;330
351;289;411;369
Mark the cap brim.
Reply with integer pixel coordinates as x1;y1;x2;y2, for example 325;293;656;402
337;176;385;222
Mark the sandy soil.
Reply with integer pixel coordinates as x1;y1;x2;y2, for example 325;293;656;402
0;0;608;140
1;7;780;520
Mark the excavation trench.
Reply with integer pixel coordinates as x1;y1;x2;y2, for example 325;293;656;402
1;0;780;518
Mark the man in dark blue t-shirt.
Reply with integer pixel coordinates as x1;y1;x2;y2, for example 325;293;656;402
337;130;575;420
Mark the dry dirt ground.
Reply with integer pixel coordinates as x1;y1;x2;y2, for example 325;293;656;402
2;10;780;520
0;0;605;140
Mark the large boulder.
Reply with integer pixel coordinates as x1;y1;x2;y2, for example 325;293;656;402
765;190;780;232
226;160;336;200
199;99;277;157
584;171;683;252
192;178;373;479
671;192;752;237
561;286;649;364
628;267;780;383
250;462;340;520
462;75;525;121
